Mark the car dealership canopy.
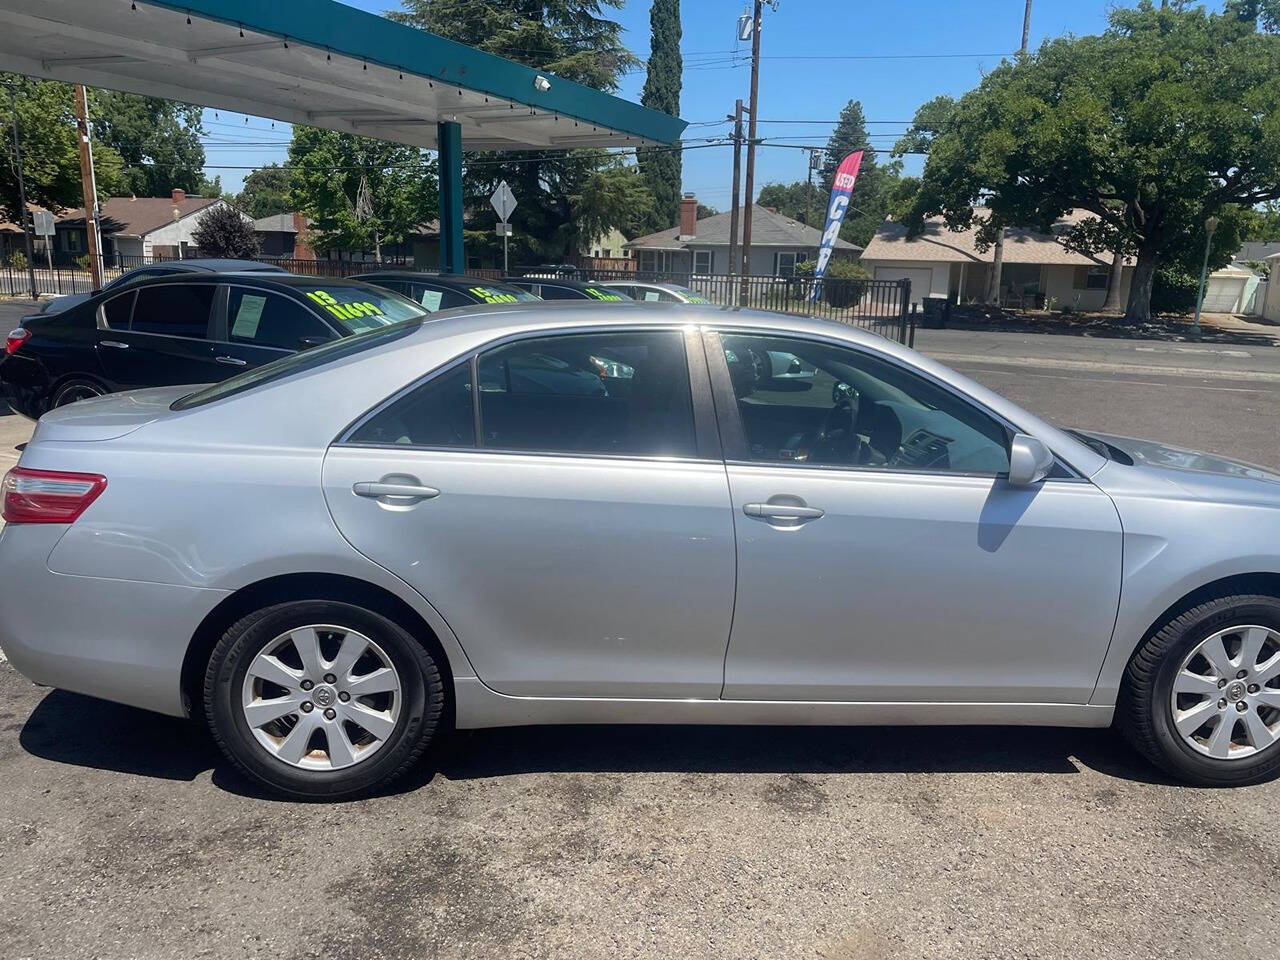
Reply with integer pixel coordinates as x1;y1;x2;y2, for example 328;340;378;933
0;0;687;272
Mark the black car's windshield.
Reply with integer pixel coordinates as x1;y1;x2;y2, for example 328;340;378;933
294;283;429;332
171;321;422;410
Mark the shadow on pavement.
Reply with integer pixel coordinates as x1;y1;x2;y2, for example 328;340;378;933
19;689;1178;798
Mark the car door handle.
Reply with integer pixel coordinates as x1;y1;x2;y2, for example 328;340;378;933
744;503;825;520
99;340;129;349
215;355;248;366
353;481;441;501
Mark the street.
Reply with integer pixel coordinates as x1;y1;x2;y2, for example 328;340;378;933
1;308;1279;959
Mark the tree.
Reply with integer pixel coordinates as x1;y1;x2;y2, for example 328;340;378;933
288;126;437;260
1240;201;1280;242
389;0;646;261
237;164;294;219
817;100;901;249
636;0;681;233
191;203;259;258
91;92;214;197
695;203;719;219
901;3;1280;323
0;75;123;221
571;159;653;247
756;180;821;226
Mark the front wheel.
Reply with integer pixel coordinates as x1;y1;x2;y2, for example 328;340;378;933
204;600;445;799
1120;593;1280;786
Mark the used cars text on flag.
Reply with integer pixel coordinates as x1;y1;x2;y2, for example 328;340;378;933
811;150;863;299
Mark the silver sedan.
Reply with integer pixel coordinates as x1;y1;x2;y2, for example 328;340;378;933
2;302;1279;799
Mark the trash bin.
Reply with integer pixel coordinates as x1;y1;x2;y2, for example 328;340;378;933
921;295;949;329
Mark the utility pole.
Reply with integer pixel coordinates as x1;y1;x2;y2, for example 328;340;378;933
728;98;744;296
1021;0;1032;57
805;147;821;227
6;84;37;300
73;84;103;291
739;0;764;284
986;0;1031;307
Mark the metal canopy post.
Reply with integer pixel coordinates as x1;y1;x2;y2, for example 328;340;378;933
437;120;464;275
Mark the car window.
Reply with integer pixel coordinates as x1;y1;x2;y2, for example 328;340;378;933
130;284;216;338
719;333;1011;474
347;363;475;447
227;289;334;351
101;291;135;330
293;283;429;332
476;331;695;457
172;321;422;410
107;266;182;291
530;284;579;301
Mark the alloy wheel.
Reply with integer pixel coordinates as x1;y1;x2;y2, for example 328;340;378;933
1170;625;1280;759
240;624;402;770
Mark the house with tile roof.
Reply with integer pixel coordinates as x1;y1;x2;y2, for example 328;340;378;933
624;194;861;277
861;208;1134;311
55;190;233;263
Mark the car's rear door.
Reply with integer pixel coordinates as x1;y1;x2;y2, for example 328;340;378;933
322;327;736;698
93;281;223;389
708;329;1124;705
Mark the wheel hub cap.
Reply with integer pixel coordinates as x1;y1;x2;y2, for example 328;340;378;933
240;624;402;771
1170;624;1280;760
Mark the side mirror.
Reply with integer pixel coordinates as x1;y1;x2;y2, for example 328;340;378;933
1008;433;1055;486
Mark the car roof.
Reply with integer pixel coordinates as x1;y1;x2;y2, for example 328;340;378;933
147;258;288;272
603;280;682;290
502;276;608;291
114;272;379;290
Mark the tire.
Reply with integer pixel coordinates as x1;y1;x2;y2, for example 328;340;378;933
1120;592;1280;786
204;600;445;800
49;377;106;408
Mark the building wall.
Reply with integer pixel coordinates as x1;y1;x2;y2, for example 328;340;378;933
1264;261;1280;321
1041;264;1131;311
139;201;234;257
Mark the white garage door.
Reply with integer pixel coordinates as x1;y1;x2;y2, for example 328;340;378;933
873;267;935;306
1202;277;1246;313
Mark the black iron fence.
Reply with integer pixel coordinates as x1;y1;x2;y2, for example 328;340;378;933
0;255;915;346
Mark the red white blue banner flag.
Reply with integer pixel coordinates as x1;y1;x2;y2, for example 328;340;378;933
811;150;863;299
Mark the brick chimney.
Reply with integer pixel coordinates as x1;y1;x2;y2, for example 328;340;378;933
678;192;697;241
170;188;186;204
291;211;316;261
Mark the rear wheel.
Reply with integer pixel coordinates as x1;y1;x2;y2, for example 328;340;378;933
49;377;106;408
1120;593;1280;786
204;600;445;799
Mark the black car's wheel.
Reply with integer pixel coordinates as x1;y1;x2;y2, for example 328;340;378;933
49;377;106;408
204;600;445;800
1120;592;1280;786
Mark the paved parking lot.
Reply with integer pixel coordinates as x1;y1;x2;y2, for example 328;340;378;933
1;307;1278;959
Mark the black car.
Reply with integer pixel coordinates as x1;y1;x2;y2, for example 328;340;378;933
354;271;540;311
40;258;289;315
1;273;427;418
502;277;634;301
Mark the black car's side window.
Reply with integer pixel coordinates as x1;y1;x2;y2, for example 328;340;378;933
476;331;697;458
719;333;1011;474
101;291;136;330
130;285;216;339
227;289;334;351
347;363;475;447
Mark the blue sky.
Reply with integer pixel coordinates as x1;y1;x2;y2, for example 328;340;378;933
204;0;1227;208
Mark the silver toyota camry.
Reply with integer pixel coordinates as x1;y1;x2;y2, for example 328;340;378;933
3;302;1279;799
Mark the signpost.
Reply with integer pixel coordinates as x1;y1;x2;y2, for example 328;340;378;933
489;180;517;275
32;208;54;271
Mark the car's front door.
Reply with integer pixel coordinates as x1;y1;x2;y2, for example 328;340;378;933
709;331;1123;704
94;282;223;389
322;328;736;698
209;286;340;369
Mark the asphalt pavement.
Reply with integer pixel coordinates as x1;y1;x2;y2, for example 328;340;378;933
0;306;1278;959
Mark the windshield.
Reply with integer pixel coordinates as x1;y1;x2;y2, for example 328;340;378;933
296;283;428;332
465;283;540;304
171;320;422;410
667;285;712;304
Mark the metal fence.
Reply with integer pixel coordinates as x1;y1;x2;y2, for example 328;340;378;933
0;255;915;346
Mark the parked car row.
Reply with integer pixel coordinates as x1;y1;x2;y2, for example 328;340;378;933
1;264;701;420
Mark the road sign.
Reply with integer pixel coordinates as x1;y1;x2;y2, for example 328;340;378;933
32;209;55;236
490;180;517;223
495;222;512;237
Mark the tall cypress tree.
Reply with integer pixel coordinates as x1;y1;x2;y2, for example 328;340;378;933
636;0;682;232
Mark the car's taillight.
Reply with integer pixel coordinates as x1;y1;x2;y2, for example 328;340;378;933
4;327;29;356
1;467;107;524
